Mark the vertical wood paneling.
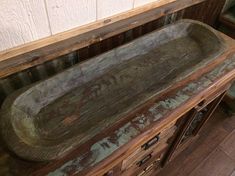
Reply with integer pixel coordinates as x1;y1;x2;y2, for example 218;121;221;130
134;0;161;8
97;0;134;19
183;0;226;27
0;0;51;51
45;0;97;34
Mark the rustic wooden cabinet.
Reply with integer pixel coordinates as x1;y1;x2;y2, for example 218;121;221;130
101;85;230;176
163;86;229;165
121;121;176;175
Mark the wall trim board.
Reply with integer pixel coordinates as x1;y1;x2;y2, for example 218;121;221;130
0;0;206;79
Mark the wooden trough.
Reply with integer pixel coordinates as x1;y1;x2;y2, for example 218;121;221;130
0;20;229;161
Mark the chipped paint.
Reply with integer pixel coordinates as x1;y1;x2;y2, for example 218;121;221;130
159;94;189;110
48;123;140;175
149;103;164;122
182;82;197;92
90;123;140;165
90;137;119;165
47;153;90;176
132;114;151;129
149;92;189;122
115;122;140;146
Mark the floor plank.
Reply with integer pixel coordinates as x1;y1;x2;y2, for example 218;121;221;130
189;148;235;176
220;110;235;132
158;106;235;176
158;107;231;176
219;130;235;161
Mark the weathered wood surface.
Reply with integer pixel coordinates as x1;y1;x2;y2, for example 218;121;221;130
0;20;226;161
0;0;229;175
0;0;205;79
1;20;235;176
35;46;235;176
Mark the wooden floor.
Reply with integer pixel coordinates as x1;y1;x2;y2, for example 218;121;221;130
158;105;235;176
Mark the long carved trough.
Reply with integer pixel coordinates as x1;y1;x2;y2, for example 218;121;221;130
0;20;230;161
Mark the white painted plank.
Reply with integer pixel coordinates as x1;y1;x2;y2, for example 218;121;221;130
0;0;51;51
134;0;162;8
46;0;97;34
97;0;134;19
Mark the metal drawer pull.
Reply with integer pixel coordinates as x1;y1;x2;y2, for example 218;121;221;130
137;157;162;176
142;134;160;150
137;153;152;167
144;163;154;172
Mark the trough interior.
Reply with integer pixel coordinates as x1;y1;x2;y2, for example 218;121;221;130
8;21;224;148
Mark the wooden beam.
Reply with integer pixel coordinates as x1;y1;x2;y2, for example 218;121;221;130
0;0;206;79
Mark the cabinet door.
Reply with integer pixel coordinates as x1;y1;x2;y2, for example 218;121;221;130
162;91;227;165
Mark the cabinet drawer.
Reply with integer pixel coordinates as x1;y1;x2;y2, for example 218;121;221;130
122;145;166;176
122;122;176;171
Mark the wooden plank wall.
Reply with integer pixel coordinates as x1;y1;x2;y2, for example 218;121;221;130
0;0;169;52
0;0;51;51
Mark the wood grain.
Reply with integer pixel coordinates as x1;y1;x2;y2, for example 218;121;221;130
189;148;235;176
45;0;97;34
0;1;231;175
219;130;235;160
134;0;165;8
97;0;134;19
158;107;234;176
31;44;235;175
0;0;51;51
1;20;225;161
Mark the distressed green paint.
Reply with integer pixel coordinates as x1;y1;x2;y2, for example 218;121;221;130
48;123;140;175
133;114;151;129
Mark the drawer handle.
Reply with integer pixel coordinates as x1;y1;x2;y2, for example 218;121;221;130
142;134;160;150
137;158;161;176
144;163;154;172
137;153;152;167
195;100;206;110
